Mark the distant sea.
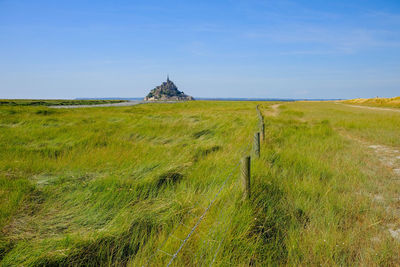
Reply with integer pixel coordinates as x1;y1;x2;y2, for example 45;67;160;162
76;97;343;101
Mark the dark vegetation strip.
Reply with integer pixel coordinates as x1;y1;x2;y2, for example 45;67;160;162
0;99;127;106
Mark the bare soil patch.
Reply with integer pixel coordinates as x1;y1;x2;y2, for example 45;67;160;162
263;104;281;117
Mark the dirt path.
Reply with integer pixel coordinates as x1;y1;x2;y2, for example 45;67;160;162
337;103;400;113
49;101;144;109
263;104;281;117
339;130;400;241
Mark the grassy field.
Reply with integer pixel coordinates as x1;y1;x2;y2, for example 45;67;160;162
0;99;128;106
1;101;399;265
343;96;400;108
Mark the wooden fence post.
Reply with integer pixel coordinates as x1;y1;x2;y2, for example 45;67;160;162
260;122;265;141
253;132;260;158
241;156;251;199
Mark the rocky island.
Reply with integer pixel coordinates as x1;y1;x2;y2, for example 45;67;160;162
144;76;194;101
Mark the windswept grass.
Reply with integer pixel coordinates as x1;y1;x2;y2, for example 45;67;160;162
1;101;399;265
0;101;258;265
343;96;400;108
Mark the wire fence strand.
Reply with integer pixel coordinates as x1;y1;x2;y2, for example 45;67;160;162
144;105;260;266
143;147;249;266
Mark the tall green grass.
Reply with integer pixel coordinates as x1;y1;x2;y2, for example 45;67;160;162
1;101;399;265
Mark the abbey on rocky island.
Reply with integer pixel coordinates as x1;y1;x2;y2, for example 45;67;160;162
144;76;194;101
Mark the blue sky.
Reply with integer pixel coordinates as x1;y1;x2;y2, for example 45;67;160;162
1;0;399;99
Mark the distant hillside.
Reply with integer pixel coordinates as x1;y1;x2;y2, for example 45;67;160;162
343;96;400;108
145;77;194;101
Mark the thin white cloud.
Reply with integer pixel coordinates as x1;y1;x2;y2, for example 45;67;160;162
243;25;400;54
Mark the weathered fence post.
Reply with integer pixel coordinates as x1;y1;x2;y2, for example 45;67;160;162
260;122;265;141
241;156;251;199
253;132;260;158
257;106;264;140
